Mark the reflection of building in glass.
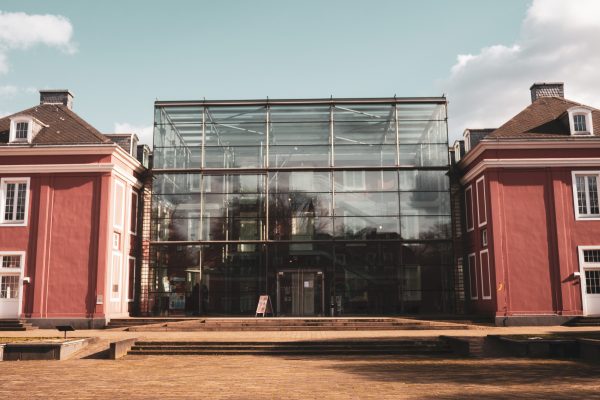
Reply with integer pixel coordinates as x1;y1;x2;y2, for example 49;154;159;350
143;97;456;316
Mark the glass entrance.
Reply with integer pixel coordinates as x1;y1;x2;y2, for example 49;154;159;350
277;270;324;316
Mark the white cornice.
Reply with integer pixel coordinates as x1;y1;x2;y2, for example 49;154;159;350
0;163;142;188
0;144;116;156
461;158;600;184
459;140;600;169
0;144;145;174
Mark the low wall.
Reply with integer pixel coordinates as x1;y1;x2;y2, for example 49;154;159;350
2;339;91;361
27;318;107;330
109;338;138;360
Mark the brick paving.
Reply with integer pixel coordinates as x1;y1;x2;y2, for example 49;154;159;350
1;355;600;399
1;324;600;399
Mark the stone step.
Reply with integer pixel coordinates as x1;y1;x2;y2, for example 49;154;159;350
127;339;452;356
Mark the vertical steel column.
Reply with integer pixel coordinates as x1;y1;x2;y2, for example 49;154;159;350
265;106;270;242
395;104;400;166
198;107;206;314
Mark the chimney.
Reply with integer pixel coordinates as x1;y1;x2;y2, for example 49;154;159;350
530;82;564;103
40;89;74;110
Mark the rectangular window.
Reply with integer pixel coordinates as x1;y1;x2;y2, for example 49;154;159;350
465;185;474;232
130;191;138;235
0;275;19;299
476;176;487;227
583;249;600;263
468;253;478;300
1;255;21;269
585;270;600;294
1;178;29;225
480;250;492;300
574;173;600;219
574;114;587;132
15;122;28;139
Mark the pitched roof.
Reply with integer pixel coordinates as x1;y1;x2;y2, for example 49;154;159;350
487;97;600;139
0;104;112;145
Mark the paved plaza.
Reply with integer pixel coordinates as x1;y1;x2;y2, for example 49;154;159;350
1;354;599;399
2;324;600;399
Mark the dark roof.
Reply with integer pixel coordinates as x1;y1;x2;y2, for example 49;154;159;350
487;97;600;139
0;104;112;145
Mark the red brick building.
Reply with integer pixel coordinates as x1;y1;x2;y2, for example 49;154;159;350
454;83;600;325
0;90;144;328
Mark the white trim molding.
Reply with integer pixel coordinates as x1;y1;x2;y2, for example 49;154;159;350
0;251;26;318
459;140;600;169
0;163;142;189
465;185;474;232
0;177;30;227
476;176;487;227
577;245;600;316
113;180;126;231
468;252;478;300
571;171;600;221
480;249;492;300
461;158;600;185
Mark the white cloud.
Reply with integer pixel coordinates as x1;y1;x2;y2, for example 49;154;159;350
0;11;76;74
114;122;154;146
441;0;600;141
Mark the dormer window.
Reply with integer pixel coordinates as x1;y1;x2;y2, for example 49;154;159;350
567;107;594;136
9;117;33;143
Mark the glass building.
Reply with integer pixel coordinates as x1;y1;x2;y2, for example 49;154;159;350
145;97;454;316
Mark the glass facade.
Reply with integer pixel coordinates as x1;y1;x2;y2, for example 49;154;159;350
146;98;454;316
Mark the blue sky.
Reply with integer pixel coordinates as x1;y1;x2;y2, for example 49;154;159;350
1;1;599;144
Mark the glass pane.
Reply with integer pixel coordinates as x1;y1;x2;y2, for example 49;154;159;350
401;215;451;239
334;120;395;146
335;192;399;216
399;170;449;191
269;122;330;146
334;144;396;167
270;217;333;240
269;193;332;217
334;216;400;239
400;192;450;216
399;144;448;167
153;146;201;169
334;170;398;192
269;171;331;193
204;146;264;168
269;145;330;167
398;120;446;144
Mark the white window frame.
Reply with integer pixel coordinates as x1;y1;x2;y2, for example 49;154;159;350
129;190;138;235
577;245;600;315
480;249;492;300
571;171;600;221
468;253;478;300
476;176;487;227
465;185;474;232
113;180;126;230
0;251;26;317
9;117;33;143
110;251;122;302
567;107;594;136
0;177;30;227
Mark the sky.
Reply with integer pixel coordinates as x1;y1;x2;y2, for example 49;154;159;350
0;0;598;145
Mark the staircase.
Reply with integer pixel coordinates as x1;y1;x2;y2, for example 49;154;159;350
564;316;600;327
120;317;470;332
0;319;38;331
127;338;454;356
106;318;188;329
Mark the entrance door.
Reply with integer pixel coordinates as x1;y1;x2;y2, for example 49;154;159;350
0;253;24;318
579;247;600;316
277;270;324;316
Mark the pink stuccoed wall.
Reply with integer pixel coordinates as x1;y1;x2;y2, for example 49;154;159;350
0;148;141;327
464;165;600;318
